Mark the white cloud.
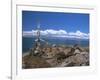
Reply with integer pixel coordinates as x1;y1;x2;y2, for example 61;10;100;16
23;31;33;37
31;29;67;36
68;30;89;39
23;29;89;39
46;29;67;35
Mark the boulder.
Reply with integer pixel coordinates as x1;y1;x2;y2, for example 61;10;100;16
60;53;89;67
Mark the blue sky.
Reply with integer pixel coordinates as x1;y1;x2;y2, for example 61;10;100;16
22;11;89;39
22;11;89;33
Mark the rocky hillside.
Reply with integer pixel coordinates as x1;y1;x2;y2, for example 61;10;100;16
22;44;89;69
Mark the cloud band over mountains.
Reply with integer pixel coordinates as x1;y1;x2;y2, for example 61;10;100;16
23;29;89;39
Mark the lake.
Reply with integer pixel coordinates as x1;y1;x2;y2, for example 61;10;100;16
22;37;89;53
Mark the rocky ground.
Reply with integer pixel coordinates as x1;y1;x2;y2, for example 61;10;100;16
22;44;89;69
